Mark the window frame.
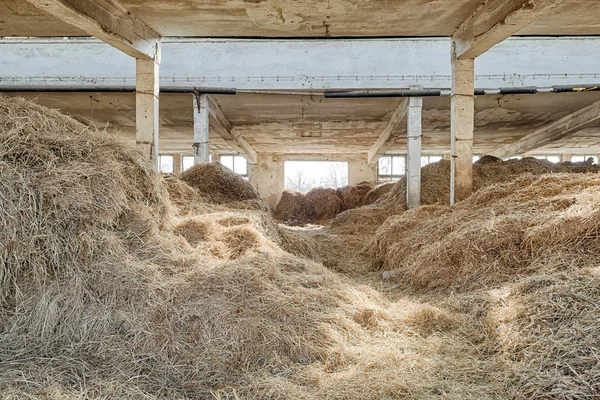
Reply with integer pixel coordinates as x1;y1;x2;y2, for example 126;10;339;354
219;154;249;178
377;155;406;181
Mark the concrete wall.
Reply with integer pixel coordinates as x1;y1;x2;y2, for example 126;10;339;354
249;154;285;207
348;155;377;184
2;37;600;90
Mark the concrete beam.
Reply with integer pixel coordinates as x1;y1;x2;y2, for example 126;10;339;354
206;96;258;164
135;49;160;168
23;0;160;60
450;52;475;204
193;94;210;164
368;99;409;164
406;93;423;209
453;0;565;59
490;100;600;158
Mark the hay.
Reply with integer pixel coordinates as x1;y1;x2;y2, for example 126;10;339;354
304;187;343;222
376;157;600;213
364;182;395;205
274;189;306;222
367;173;600;291
337;181;372;211
4;96;600;400
180;162;265;205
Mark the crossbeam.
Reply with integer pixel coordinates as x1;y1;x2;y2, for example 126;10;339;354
203;95;258;164
23;0;160;60
490;100;600;158
453;0;565;59
367;99;409;164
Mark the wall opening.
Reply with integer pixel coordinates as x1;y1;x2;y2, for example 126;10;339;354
284;161;348;192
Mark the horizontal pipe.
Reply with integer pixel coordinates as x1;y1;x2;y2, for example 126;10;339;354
1;84;600;97
0;86;237;94
326;84;600;98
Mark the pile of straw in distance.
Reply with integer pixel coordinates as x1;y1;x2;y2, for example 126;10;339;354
275;182;385;224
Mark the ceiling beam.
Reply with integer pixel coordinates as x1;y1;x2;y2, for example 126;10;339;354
489;100;600;159
367;99;409;164
207;96;258;164
23;0;160;60
453;0;565;59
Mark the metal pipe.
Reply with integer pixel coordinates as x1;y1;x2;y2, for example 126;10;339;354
0;85;237;94
325;84;600;98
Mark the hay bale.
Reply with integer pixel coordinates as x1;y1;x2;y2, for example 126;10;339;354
364;182;396;205
337;182;373;211
274;190;306;221
180;162;263;205
304;187;343;222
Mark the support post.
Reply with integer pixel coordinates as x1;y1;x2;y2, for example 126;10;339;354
450;45;475;205
173;153;182;173
193;93;210;164
406;87;423;209
135;42;161;169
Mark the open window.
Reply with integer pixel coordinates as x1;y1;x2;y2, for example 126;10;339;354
421;155;442;167
284;161;348;192
219;155;248;178
377;155;405;181
158;155;174;174
571;155;598;164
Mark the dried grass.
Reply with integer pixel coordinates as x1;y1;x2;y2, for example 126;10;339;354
364;182;395;205
3;96;600;400
337;181;372;211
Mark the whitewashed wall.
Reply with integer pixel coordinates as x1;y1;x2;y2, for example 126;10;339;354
1;37;599;90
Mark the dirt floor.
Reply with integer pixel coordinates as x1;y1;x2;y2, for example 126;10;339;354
1;96;599;399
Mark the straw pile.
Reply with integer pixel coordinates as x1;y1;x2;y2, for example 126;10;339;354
337;181;373;211
275;183;375;224
180;162;265;205
376;157;600;213
364;182;395;205
3;96;600;400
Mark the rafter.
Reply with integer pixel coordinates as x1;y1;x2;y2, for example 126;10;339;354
24;0;160;60
489;100;600;159
367;99;409;164
453;0;564;59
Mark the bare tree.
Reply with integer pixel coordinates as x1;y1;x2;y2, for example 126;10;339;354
321;163;348;188
286;169;314;193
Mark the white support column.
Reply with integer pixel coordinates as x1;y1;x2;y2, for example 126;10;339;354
406;87;423;209
450;46;475;205
135;42;161;168
193;94;210;164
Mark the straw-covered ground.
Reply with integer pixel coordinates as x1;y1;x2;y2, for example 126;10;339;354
1;96;599;399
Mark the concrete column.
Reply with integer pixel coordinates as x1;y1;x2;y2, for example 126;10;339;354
193;94;210;164
249;154;285;207
450;47;475;205
348;155;377;184
562;154;572;162
173;153;182;173
135;43;161;168
406;89;423;209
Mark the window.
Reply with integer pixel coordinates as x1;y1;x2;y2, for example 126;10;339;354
534;155;561;164
473;155;481;163
378;155;405;181
219;155;248;177
284;161;348;192
182;155;195;171
158;155;174;174
571;155;598;164
421;155;442;167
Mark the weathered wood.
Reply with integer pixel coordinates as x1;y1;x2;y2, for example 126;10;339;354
491;100;600;158
367;99;409;164
24;0;161;60
453;0;565;59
